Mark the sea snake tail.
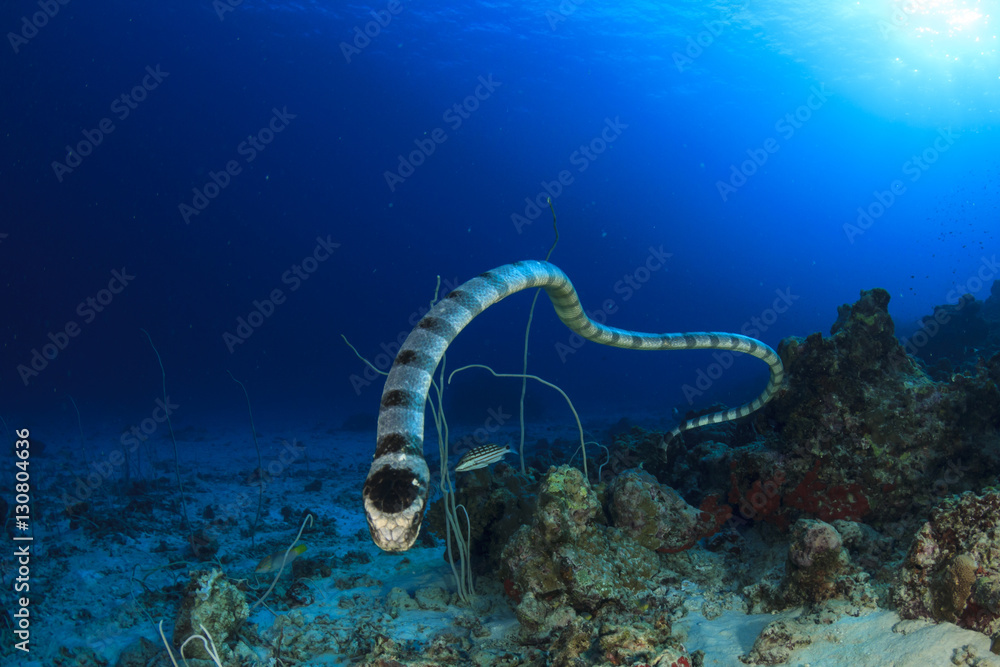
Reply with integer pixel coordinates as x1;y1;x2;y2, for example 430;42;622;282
363;260;784;551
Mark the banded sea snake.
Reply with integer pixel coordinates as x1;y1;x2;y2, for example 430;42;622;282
363;260;784;551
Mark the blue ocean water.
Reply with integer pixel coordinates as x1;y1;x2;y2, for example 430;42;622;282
2;0;998;663
4;0;997;428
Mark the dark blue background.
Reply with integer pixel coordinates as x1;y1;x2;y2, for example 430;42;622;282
2;1;996;438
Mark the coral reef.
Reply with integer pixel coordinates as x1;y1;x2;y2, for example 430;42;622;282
895;489;1000;639
500;465;656;629
693;288;1000;536
983;280;1000;322
172;569;251;663
365;285;1000;662
607;469;726;553
761;288;941;525
425;461;539;575
499;465;692;664
912;295;990;375
780;519;876;608
906;282;1000;379
742;618;812;665
63;281;1000;667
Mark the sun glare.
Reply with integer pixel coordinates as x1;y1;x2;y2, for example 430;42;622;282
882;0;998;70
902;0;992;43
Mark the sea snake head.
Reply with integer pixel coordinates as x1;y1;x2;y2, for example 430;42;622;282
362;452;431;551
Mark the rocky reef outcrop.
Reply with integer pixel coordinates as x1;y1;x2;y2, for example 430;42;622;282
425;461;538;575
894;489;1000;639
499;465;692;665
676;288;1000;535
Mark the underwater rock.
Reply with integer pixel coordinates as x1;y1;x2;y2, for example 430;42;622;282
172;569;249;663
742;604;866;667
604;425;683;482
934;554;979;623
262;611;358;664
983;280;1000;321
668;438;734;500
548;604;689;667
425;461;538;575
413;585;449;611
497;466;694;664
768;287;930;464
741;518;877;613
748;287;1000;531
284;580;315;608
596;620;657;665
781;519;854;605
608;468;720;552
500;465;662;641
532;464;603;544
52;645;108;666
910;294;990;376
113;637;160;667
547;618;593;666
895;489;1000;638
188;528;221;561
385;587;420;616
788;519;842;569
741;618;812;665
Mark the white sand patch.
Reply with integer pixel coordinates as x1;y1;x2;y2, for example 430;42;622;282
680;601;1000;666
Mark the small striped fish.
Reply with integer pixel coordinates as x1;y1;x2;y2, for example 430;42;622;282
455;443;512;472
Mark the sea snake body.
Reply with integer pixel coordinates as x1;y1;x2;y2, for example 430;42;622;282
363;260;784;552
